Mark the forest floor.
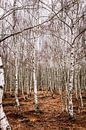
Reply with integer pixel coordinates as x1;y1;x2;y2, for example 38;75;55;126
3;91;86;130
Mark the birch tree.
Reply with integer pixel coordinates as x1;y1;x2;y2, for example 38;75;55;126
0;55;11;130
13;0;20;107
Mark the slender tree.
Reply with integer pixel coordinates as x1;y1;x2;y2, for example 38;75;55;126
0;55;11;130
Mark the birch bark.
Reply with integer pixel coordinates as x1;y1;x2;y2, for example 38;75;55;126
13;0;20;107
67;45;74;118
0;56;11;130
33;48;39;112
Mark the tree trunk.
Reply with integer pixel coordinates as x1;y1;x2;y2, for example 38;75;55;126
0;56;11;130
13;0;20;107
67;45;74;118
33;48;39;112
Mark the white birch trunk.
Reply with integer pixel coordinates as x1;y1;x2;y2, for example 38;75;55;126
75;72;78;99
78;72;83;108
67;45;74;118
13;0;20;107
15;55;20;107
33;48;39;112
0;56;11;130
